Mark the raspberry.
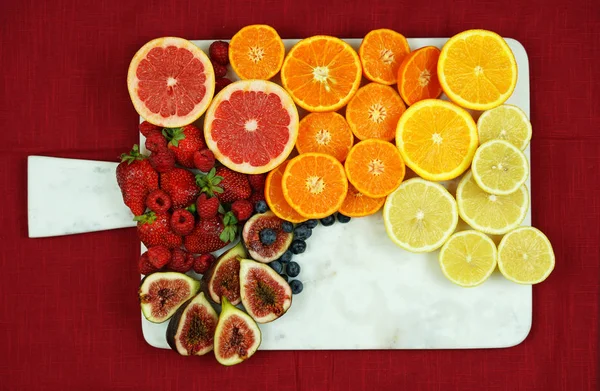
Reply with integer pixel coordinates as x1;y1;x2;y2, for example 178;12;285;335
231;199;254;221
211;60;227;78
193;149;215;172
149;150;175;173
139;121;161;137
145;131;167;153
168;247;194;273
209;41;229;65
193;253;216;274
215;78;232;94
247;189;265;206
138;252;157;275
146;189;172;213
146;246;171;269
170;209;195;236
196;193;220;219
248;173;266;191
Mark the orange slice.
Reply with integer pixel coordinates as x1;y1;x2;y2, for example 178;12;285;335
397;46;443;106
344;139;405;198
358;29;410;85
229;25;285;80
438;29;518;110
396;99;478;181
281;153;348;219
338;183;386;217
345;83;406;142
280;36;362;112
265;161;307;224
296;112;354;162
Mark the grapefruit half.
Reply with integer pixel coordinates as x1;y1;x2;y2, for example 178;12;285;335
204;80;299;174
127;37;215;128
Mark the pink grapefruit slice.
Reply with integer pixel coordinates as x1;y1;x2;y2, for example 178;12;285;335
204;80;299;174
127;37;215;127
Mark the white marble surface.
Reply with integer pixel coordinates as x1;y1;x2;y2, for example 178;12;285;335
141;37;532;350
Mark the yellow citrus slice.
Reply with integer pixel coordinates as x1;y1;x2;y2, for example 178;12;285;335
396;99;478;181
439;230;497;287
383;178;458;252
471;140;529;195
477;105;532;150
498;226;555;284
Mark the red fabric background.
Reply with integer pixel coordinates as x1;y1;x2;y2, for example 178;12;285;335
1;0;598;390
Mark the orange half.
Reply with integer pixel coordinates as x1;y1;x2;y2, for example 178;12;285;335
338;183;386;217
397;46;442;106
296;112;354;162
265;161;307;224
359;29;411;85
229;24;285;80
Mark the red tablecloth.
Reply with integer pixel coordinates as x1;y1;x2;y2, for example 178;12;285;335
2;0;598;389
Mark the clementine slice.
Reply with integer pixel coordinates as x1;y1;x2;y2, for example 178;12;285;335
280;36;362;112
229;25;285;80
345;83;406;142
438;29;518;110
281;153;348;219
296;112;354;162
344;139;405;198
358;29;411;85
397;46;443;106
396;99;478;181
265;161;307;224
338;182;386;218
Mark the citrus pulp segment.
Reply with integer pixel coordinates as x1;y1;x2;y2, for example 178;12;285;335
338;183;386;218
383;178;459;253
358;29;411;85
397;46;443;106
265;161;307;224
204;80;299;174
280;36;362;112
127;37;215;127
471;140;529;195
396;99;478;181
296;112;354;162
439;230;497;287
229;25;285;80
498;227;555;284
438;29;518;110
477;105;532;150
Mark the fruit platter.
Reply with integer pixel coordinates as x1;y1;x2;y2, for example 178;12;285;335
115;26;555;365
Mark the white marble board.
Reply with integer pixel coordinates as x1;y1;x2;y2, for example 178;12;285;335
141;37;532;350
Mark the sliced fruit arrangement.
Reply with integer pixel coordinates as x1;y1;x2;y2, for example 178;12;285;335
203;241;247;305
439;230;497;287
397;46;442;106
338;183;386;218
265;160;308;223
296;112;354;162
477;105;532;150
471;140;529;195
139;272;201;323
242;211;294;263
214;297;262;366
229;25;285;80
359;29;410;85
497;227;555;284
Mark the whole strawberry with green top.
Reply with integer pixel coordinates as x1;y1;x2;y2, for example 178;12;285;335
116;144;159;216
184;211;238;254
163;125;206;168
196;167;251;204
135;211;182;249
160;168;200;209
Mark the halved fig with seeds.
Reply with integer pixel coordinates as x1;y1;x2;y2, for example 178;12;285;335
242;211;293;263
166;292;218;356
214;297;261;366
239;258;292;323
202;241;246;305
139;272;201;323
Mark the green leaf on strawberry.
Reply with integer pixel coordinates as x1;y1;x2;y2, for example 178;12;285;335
196;167;224;197
219;211;238;243
120;144;147;165
162;127;186;147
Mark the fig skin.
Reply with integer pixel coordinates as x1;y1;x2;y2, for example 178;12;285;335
139;272;201;323
242;211;293;263
202;241;247;305
214;297;262;366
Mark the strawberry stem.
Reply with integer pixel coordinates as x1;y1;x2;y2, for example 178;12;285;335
120;144;147;164
219;211;238;242
195;167;224;197
133;211;156;224
162;128;186;148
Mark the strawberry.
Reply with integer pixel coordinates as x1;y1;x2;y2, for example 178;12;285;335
146;189;172;213
145;131;167;153
193;253;216;274
147;246;171;269
211;60;227;78
196;167;251;203
193;149;215;172
163;125;206;168
184;212;237;254
138;252;158;275
170;209;195;236
231;199;253;221
160;168;200;209
248;173;266;191
215;78;232;94
135;211;182;249
196;193;220;219
209;41;229;65
116;145;159;216
167;248;194;273
140;121;161;137
149;149;175;173
247;189;265;206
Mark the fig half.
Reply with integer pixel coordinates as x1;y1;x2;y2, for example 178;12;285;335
139;272;201;323
242;211;293;263
214;297;261;366
202;241;247;305
166;292;218;356
240;258;292;323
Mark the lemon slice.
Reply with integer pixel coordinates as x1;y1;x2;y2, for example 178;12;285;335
471;140;529;195
439;230;497;287
477;105;532;150
456;171;529;235
383;178;458;252
498;226;555;284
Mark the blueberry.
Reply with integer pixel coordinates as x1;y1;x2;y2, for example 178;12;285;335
304;219;318;229
259;228;277;245
290;239;306;254
279;274;289;282
269;260;283;274
337;213;351;223
255;200;269;214
289;279;303;294
282;221;294;233
320;215;335;226
286;261;301;277
294;225;312;240
279;250;292;263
